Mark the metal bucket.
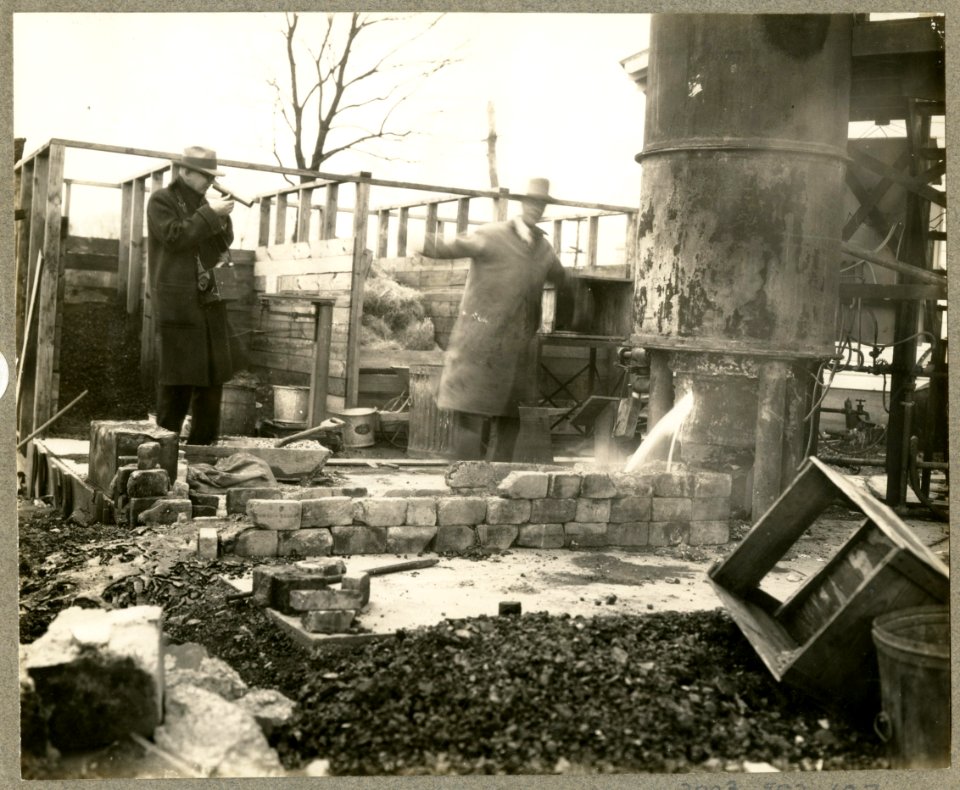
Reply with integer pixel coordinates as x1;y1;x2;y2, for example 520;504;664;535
272;385;309;427
336;407;377;448
871;606;950;769
219;383;257;436
407;364;457;458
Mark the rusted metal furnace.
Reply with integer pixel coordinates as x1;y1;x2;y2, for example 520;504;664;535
633;14;853;516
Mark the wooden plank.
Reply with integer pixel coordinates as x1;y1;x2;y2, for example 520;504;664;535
308;301;334;425
16;157;35;351
118;181;132;298
296;187;313;242
848;145;946;208
63;251;120;272
553;220;563;259
397;207;409;256
126;177;146;315
587;215;599;268
258;197;272;247
274;192;288;245
65;269;116;289
852;17;944;57
323;184;339;240
424;202;439;250
64;236;120;256
257;239;352;262
496;188;509;221
346;178;371;407
377;210;390;258
32;144;65;432
272;269;353;292
456;197;470;235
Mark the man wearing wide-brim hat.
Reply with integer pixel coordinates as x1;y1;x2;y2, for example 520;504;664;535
146;145;236;444
419;178;566;460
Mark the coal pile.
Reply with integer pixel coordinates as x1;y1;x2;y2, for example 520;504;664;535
275;610;885;775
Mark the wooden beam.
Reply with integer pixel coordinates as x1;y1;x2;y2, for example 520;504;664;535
586;216;599;268
323;184;339;240
553;219;563;257
842;148;911;241
346;177;371;407
377;210;390;258
424;203;439;250
274;192;288;246
308;301;335;426
852;17;944;57
848;145;946;208
32;144;66;433
296;187;313;242
496;187;509;221
456;197;470;235
258;197;272;248
118;182;132;298
126;178;146;315
15;157;35;351
624;211;638;268
397;207;409;256
16;253;43;405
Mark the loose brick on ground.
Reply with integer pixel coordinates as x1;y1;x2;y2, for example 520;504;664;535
516;523;564;549
138;498;191;525
607;521;650;547
444;461;497;490
608;496;652;523
227;487;281;515
301;497;354;527
652;497;693;521
405;497;438;526
436;496;487;526
648;521;689;546
197;527;219;559
287;588;363;612
277;528;334;557
385;526;437;554
580;472;617;499
475;524;518;549
342;573;371;607
234;528;279;557
253;565;341;609
548;472;581;499
497;471;550;499
301;609;356;634
575;498;611;523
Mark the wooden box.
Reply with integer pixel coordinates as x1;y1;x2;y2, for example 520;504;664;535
708;457;948;712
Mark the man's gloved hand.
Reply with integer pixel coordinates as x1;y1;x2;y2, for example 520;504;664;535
208;197;235;216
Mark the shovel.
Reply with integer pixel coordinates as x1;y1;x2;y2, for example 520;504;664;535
275;417;346;448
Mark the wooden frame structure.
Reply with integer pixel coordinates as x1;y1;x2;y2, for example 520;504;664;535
14;138;639;444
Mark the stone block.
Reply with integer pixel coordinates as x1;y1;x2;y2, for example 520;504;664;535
109;463;138;501
301;610;357;634
294;558;348;576
137;442;161;470
252;562;345;608
247;499;302;530
353;498;407;527
127;468;170;499
342;573;371;607
288;588;364;612
169;480;191;499
652;497;693;521
610;472;656;497
165;647;248;701
580;472;617;499
285;486;368;499
233;528;279;557
22;605;164;751
485;497;531;525
405;497;438;526
648;521;689;546
128;497;161;526
386;526;437;554
436;496;486;526
563;522;609;548
530;498;577;523
692;472;734;498
192;504;218;518
383;488;450;497
497;471;550;499
516;523;564;549
191;492;221;510
139;498;192;525
688;520;730;545
609;496;652;523
301;497;354;527
575;498;611;523
476;524;518;549
692;497;732;521
197;527;220;559
445;460;497;490
653;469;695;497
607;521;650;547
226;486;281;515
277;528;334;557
88;420;178;493
434;525;477;552
331;526;387;555
235;688;296;737
548;471;581;499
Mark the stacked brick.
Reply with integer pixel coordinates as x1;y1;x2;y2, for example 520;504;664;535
108;440;192;526
226;461;732;558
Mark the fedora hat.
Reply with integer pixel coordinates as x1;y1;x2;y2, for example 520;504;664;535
178;145;224;177
523;177;552;202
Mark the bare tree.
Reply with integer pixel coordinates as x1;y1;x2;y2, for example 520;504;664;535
268;12;457;181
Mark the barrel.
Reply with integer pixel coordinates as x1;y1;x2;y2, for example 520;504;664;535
272;385;309;427
219;383;257;436
337;407;377;448
407;364;456;458
871;606;950;768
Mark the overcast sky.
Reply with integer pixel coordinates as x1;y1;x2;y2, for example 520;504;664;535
14;12;650;214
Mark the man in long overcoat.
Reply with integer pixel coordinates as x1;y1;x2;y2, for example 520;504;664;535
147;146;236;445
420;178;566;460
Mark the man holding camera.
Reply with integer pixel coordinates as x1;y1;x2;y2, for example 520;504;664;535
146;145;235;445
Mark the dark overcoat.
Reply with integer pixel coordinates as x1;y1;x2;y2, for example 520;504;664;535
146;178;234;387
424;220;565;416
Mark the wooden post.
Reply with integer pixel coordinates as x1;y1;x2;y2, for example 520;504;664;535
753;360;788;518
258;197;272;247
314;205;325;239
397;206;409;256
274;192;288;245
346;175;371;407
323;183;339;240
308;300;335;425
141;171;164;386
297;187;313;242
625;211;638;269
496;187;509;221
32;143;65;434
456;197;470;235
118;181;132;299
19;156;48;441
126;177;146;316
377;210;390;258
15;157;35;351
63;181;72;228
553;219;563;259
587;215;599;268
424;202;439;250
